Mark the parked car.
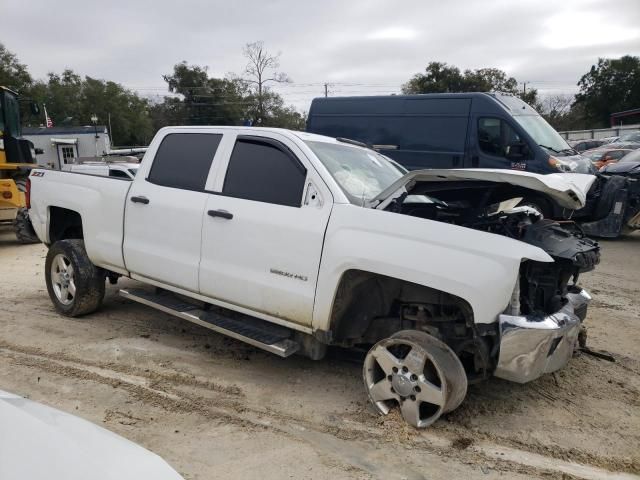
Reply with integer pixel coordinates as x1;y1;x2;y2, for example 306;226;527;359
615;131;640;144
0;389;183;479
600;136;619;145
582;147;633;169
569;139;605;152
598;150;640;231
28;127;600;428
600;149;640;176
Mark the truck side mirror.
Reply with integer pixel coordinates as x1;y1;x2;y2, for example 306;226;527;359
506;142;529;160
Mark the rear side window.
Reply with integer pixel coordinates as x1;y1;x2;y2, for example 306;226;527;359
223;137;306;207
148;133;222;190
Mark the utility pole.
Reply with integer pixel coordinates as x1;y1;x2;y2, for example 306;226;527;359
522;81;528;96
324;83;328;97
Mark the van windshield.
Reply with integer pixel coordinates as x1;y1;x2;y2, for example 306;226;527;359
513;115;572;156
305;140;404;204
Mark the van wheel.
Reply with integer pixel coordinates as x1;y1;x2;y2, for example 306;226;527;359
14;208;39;244
45;239;105;317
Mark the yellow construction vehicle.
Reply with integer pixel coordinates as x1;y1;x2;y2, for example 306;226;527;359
0;86;40;243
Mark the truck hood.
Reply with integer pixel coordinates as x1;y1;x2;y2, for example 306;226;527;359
370;169;596;210
0;389;184;480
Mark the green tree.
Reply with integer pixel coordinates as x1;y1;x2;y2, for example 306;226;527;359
0;43;32;91
574;56;640;127
28;70;153;145
402;61;539;108
156;61;249;128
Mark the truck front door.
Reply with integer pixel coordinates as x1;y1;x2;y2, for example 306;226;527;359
199;133;332;327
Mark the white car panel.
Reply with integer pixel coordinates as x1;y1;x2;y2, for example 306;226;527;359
313;203;553;330
0;390;183;480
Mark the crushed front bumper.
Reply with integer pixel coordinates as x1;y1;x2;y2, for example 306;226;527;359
494;289;591;383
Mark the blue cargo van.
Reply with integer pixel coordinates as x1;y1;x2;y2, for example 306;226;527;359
306;92;594;175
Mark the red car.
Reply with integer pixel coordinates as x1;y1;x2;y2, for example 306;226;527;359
582;147;633;170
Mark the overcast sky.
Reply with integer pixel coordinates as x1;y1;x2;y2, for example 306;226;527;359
4;0;640;110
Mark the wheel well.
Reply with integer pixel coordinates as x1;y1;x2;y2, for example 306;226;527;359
327;270;496;381
49;207;83;243
328;270;475;343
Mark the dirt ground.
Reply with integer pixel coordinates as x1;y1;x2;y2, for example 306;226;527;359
1;225;639;480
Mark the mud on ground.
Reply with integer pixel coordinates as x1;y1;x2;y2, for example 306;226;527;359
0;226;638;479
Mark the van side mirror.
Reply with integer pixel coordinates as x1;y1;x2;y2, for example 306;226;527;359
506;142;529;160
30;102;40;115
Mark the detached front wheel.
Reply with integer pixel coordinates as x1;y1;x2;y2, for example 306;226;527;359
45;239;105;316
363;330;467;428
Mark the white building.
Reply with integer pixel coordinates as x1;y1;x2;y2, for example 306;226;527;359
24;126;111;169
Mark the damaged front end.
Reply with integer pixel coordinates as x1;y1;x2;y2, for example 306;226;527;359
495;288;590;383
380;172;600;383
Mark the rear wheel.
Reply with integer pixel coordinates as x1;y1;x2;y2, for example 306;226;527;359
45;239;105;316
363;330;468;428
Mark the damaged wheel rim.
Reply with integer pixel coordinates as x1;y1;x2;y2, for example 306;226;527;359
50;254;75;305
363;331;467;428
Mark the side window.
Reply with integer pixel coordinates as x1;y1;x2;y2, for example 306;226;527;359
478;117;524;158
109;169;131;179
223;137;306;207
148;133;222;191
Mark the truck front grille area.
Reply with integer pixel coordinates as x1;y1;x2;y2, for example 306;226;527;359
519;248;599;316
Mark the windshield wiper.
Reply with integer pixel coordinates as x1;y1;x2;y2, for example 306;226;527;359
538;144;561;153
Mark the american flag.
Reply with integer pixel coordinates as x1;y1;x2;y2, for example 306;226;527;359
44;105;53;128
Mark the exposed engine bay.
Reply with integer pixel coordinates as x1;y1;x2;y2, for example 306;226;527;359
385;181;600;317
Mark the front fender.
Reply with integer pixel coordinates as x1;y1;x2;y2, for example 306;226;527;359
312;204;552;332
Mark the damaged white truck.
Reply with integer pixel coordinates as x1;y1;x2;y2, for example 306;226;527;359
28;127;600;428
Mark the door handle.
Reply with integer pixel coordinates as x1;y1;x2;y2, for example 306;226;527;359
208;209;233;220
130;195;150;204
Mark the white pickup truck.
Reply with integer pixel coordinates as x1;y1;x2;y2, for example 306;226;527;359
28;126;600;428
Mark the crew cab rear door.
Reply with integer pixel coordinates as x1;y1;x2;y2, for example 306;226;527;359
199;132;332;328
123;131;223;291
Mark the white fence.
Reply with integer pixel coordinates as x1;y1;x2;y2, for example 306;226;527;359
559;124;640;141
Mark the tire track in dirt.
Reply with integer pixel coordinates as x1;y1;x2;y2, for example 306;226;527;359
1;341;637;480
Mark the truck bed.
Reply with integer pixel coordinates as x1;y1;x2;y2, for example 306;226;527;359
29;170;132;274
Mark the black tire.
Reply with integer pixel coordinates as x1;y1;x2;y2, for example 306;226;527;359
45;239;105;317
13;207;39;244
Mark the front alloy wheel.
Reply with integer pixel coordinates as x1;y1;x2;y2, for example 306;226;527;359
363;330;467;428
